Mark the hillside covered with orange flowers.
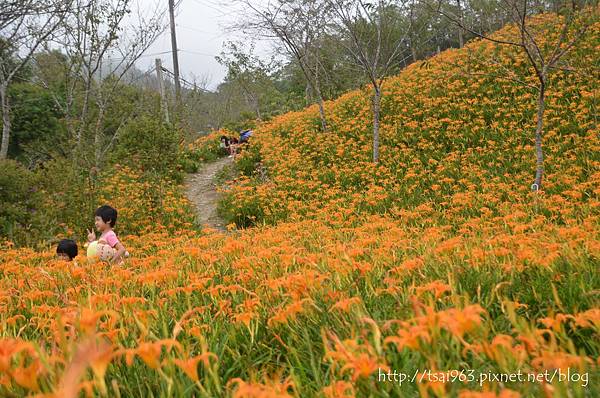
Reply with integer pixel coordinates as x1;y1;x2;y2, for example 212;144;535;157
0;13;599;398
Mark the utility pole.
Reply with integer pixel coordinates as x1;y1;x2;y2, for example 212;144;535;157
168;0;182;102
155;58;170;124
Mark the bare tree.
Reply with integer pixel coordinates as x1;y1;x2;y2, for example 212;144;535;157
233;0;332;131
216;41;272;121
431;0;597;190
0;0;72;160
326;0;413;163
406;0;448;64
181;71;212;133
37;0;165;169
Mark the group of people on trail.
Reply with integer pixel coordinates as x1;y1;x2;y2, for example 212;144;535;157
56;204;129;265
220;129;253;158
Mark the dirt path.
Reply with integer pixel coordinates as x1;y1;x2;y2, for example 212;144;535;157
184;156;233;232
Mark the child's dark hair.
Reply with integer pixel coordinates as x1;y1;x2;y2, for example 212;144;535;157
57;239;78;260
95;205;118;227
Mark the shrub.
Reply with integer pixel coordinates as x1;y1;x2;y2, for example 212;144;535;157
185;130;229;165
178;154;200;173
223;113;257;133
97;165;196;236
0;160;41;244
7;83;65;162
111;115;182;181
34;158;96;244
235;143;262;177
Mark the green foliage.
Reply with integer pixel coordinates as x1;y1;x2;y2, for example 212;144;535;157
213;160;236;186
217;182;265;228
182;133;226;174
217;144;266;227
178;154;200;174
179;148;220;174
34;158;97;243
222;112;257;133
235;143;262;177
32;51;69;99
215;41;296;125
96;166;196;236
111;115;183;181
8;83;66;162
0;39;32;83
0;160;98;247
0;160;42;244
102;78;152;138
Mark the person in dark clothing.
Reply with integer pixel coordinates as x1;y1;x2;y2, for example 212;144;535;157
57;239;78;261
220;135;231;155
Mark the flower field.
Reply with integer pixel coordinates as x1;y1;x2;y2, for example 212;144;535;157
222;14;598;230
1;13;599;397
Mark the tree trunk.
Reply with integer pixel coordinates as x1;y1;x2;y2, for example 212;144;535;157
532;82;545;191
253;94;262;121
305;82;311;106
240;83;262;122
457;0;464;48
0;84;10;160
94;105;105;169
314;62;328;132
306;80;327;131
294;51;327;131
317;96;327;132
372;84;381;163
312;79;327;131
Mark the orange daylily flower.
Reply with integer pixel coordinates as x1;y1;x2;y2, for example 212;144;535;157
228;376;295;398
134;339;182;370
0;339;35;372
173;352;217;381
322;381;355;398
459;389;521;398
12;359;43;391
385;324;432;351
331;297;362;313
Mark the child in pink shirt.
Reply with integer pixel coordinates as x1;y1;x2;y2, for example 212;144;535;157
87;205;128;264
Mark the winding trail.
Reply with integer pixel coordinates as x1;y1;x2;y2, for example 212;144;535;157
184;156;233;232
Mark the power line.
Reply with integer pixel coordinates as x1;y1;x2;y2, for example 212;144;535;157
126;66;157;84
175;24;213;35
179;49;217;57
160;66;211;93
174;26;231;45
137;50;174;59
189;0;239;19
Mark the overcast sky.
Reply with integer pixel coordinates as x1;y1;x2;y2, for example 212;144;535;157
135;0;271;91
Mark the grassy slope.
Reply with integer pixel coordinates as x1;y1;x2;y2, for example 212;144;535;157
223;14;598;230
